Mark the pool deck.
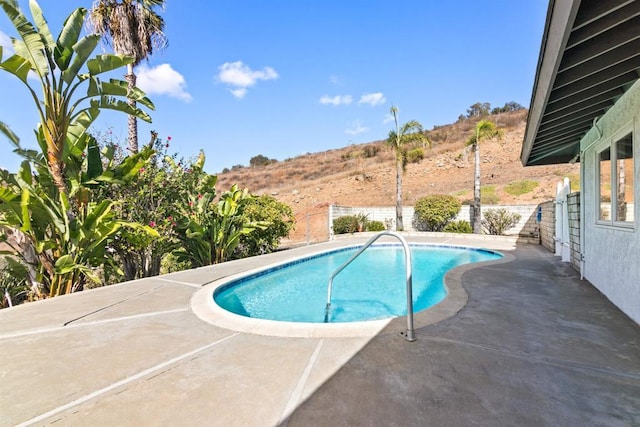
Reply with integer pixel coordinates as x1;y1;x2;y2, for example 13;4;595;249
1;234;639;426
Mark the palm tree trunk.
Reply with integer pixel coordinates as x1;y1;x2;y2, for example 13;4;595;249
472;141;482;233
396;155;404;231
125;63;138;153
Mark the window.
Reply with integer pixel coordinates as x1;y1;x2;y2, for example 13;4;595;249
599;148;611;220
597;132;634;226
615;135;634;223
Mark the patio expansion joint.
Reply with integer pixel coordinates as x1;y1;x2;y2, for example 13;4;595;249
62;284;168;326
15;332;240;427
279;338;325;424
156;278;204;288
417;334;640;382
0;308;189;340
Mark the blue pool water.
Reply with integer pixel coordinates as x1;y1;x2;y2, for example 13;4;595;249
214;245;501;323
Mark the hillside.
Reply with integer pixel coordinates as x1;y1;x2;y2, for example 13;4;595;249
216;110;580;244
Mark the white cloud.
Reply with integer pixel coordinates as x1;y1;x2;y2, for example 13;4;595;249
319;94;353;106
217;61;278;98
359;92;386;106
382;112;394;124
329;74;341;84
230;88;248;99
345;120;369;135
136;63;192;102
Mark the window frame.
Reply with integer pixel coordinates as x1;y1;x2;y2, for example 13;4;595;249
595;123;635;229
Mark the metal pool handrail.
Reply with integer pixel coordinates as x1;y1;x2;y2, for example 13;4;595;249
324;231;416;342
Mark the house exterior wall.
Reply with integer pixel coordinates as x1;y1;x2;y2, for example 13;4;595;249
580;80;640;324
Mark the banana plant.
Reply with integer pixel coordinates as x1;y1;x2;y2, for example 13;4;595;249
174;183;267;267
0;1;159;297
212;185;265;264
0;143;158;297
0;0;154;198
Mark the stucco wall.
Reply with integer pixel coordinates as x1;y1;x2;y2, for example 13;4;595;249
579;80;640;324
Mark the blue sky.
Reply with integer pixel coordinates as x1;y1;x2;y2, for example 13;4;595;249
0;1;547;174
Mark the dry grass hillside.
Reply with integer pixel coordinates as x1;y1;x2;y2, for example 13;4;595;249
216;110;580;244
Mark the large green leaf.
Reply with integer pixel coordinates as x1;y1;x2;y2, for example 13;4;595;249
83;199;112;231
61;33;100;84
54;7;85;71
29;0;55;52
86;54;134;76
68;108;100;143
0;186;21;223
101;79;155;110
90;96;152;123
1;0;49;77
53;254;76;275
0;120;19;146
19;186;31;232
85;135;103;180
0;53;32;83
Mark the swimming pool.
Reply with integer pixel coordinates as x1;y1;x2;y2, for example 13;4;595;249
213;244;501;323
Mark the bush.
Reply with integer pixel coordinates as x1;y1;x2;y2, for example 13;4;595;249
504;179;538;196
235;195;296;257
366;220;386;232
405;147;424;164
363;145;380;158
333;215;360;234
443;220;472;234
250;154;272;167
413;194;461;232
482;208;521;235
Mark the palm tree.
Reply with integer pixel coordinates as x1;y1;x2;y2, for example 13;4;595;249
89;0;167;153
467;119;502;233
387;106;429;231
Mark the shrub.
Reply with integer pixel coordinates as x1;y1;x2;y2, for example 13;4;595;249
504;180;538;196
482;208;521;235
363;145;380;158
250;154;272;167
333;215;360;234
413;194;461;231
405;147;424;164
333;214;370;234
235;195;296;258
443;220;472;234
366;220;386;232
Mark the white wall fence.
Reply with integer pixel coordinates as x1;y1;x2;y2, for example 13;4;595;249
329;204;541;238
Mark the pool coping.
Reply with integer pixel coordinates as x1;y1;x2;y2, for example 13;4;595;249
191;243;515;338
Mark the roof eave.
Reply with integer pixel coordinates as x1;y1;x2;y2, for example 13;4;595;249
521;0;582;166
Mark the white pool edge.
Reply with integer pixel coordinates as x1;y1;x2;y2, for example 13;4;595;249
190;244;515;338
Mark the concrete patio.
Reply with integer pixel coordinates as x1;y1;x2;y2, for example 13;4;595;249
1;235;639;426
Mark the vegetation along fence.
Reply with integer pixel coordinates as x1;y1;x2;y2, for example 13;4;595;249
330;193;582;274
329;204;541;237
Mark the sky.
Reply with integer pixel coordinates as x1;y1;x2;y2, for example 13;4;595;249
0;1;548;175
